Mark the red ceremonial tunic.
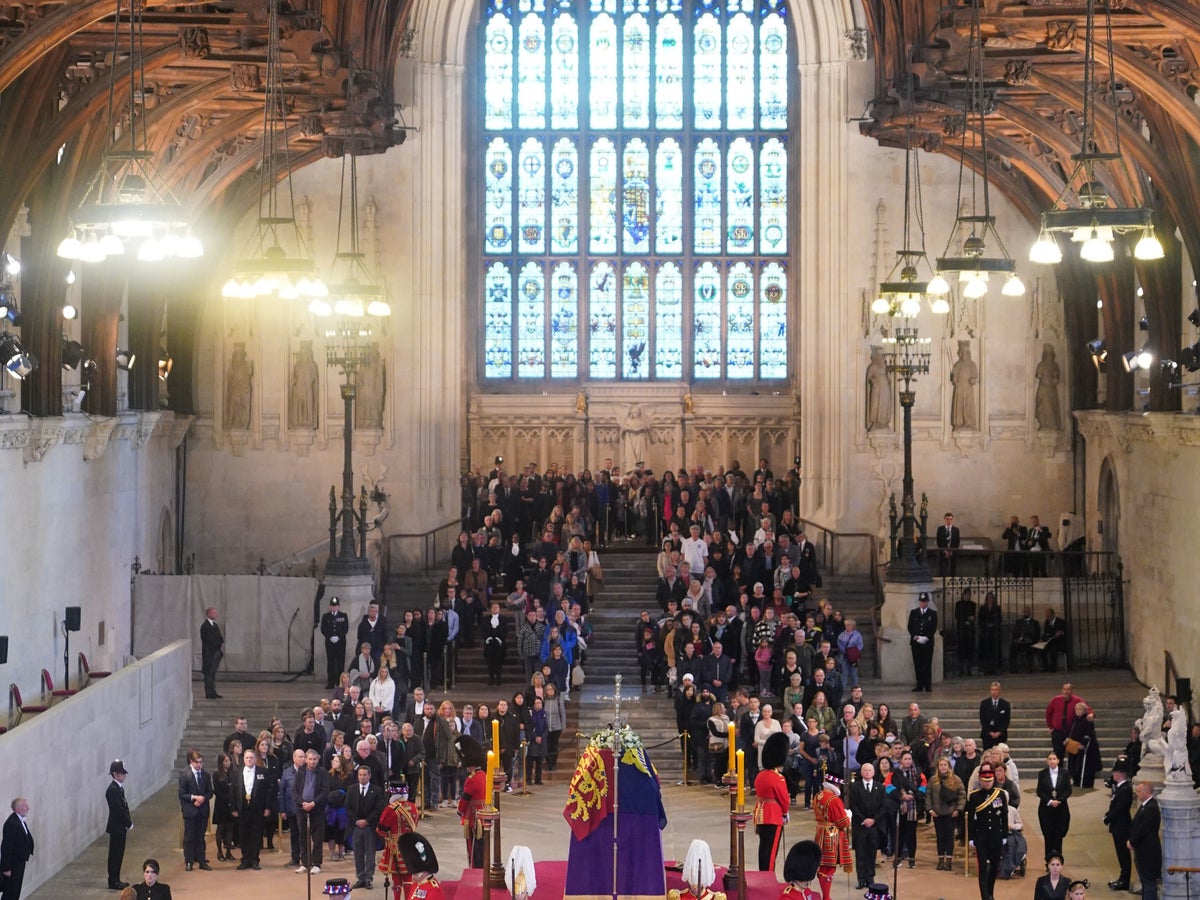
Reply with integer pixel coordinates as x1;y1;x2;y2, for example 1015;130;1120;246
780;885;821;900
406;875;445;900
812;788;852;869
753;769;790;825
667;889;727;900
457;768;488;864
376;798;420;882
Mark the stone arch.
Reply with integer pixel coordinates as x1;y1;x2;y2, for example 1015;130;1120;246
1097;455;1120;560
410;0;856;70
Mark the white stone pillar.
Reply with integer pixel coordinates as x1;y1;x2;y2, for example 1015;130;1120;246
877;580;943;686
1159;778;1200;900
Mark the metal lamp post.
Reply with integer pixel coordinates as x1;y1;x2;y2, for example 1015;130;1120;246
884;325;932;582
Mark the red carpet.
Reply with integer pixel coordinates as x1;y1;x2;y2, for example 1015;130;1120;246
444;861;782;898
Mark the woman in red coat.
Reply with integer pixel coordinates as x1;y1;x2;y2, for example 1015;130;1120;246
754;732;791;873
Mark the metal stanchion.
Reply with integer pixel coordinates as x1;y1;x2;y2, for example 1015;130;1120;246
679;731;689;786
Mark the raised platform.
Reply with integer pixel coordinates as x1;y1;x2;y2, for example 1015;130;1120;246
446;860;782;899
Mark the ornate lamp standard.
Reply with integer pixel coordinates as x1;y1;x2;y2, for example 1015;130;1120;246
323;319;377;576
883;326;932;583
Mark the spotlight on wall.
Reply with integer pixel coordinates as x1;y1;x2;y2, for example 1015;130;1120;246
1122;345;1154;372
0;332;37;379
115;348;136;371
62;338;85;370
2;252;19;276
1087;338;1108;372
66;269;76;286
1180;341;1200;373
62;301;78;320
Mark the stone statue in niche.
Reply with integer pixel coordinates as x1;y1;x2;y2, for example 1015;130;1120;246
620;404;654;469
865;345;893;431
289;340;319;429
355;344;386;430
223;342;253;431
950;339;979;431
1034;343;1062;431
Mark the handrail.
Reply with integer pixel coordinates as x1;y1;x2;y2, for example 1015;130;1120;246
384;518;461;578
797;516;878;585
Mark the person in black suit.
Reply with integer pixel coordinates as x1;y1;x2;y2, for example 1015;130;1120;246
105;759;132;890
1024;516;1052;577
320;596;350;689
935;513;960;576
848;762;890;889
345;765;385;890
795;531;821;588
1128;782;1161;900
231;748;273;869
966;765;1008;900
1040;609;1068;673
1001;516;1028;576
1;797;34;900
907;592;937;692
1036;751;1072;862
292;749;331;873
132;858;172;900
200;607;224;699
1105;759;1134;890
357;602;389;666
177;749;213;871
979;682;1011;749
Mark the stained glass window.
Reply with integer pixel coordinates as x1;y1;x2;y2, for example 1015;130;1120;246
481;0;791;382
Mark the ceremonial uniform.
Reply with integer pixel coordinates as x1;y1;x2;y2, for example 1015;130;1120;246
966;786;1008;900
811;788;851;900
780;886;820;900
456;765;488;868
405;874;445;900
376;797;420;898
754;767;790;873
668;889;726;900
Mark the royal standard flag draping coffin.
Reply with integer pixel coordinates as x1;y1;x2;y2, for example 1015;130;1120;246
563;732;667;900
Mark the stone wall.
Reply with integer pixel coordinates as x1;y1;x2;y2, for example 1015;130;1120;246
0;641;190;898
1077;411;1200;686
0;412;182;701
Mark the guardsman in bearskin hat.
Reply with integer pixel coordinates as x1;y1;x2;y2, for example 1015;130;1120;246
754;731;791;873
455;734;489;868
667;839;726;900
376;785;420;898
812;773;852;900
398;832;442;900
780;840;822;900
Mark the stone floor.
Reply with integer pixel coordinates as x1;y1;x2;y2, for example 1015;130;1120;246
27;670;1143;899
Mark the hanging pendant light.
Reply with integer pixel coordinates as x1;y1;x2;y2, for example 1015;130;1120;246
1029;0;1162;265
222;0;324;300
930;2;1024;299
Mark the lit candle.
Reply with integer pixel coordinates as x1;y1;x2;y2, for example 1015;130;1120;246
485;750;495;800
492;718;501;757
736;749;745;810
727;722;736;774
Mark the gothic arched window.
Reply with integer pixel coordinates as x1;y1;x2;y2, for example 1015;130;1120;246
480;0;791;383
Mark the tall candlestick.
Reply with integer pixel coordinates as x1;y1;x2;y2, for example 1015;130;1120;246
485;750;495;800
727;722;736;773
736;749;745;810
492;718;500;755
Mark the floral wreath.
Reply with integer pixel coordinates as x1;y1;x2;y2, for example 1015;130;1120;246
588;722;652;776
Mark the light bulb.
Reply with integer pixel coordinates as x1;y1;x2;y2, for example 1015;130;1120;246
65;269;76;285
927;273;950;295
99;233;125;257
62;302;77;320
1134;231;1164;261
963;274;988;299
179;235;204;258
3;254;20;275
221;278;240;298
930;297;950;315
308;298;332;317
1029;233;1062;264
57;236;83;260
871;296;892;315
278;284;299;300
900;296;921;317
137;238;165;262
366;299;392;317
80;239;106;263
1080;230;1114;263
158;233;183;258
1002;274;1026;297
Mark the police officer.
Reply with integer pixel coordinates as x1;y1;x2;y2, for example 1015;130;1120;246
907;592;938;692
966;764;1008;900
320;596;350;689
